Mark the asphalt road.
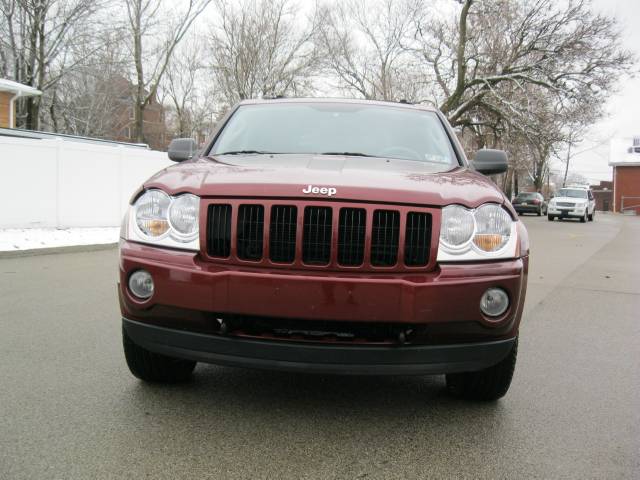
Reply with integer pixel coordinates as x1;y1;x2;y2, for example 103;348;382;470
1;213;639;479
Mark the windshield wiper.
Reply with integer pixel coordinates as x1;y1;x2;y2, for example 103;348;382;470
213;150;276;156
320;151;377;158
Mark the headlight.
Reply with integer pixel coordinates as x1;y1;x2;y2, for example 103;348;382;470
135;190;171;237
125;189;200;251
473;204;511;252
440;205;475;250
168;194;199;240
437;203;517;261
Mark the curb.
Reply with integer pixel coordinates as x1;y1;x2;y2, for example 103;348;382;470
0;242;118;259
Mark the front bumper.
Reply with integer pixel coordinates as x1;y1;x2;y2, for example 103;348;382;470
548;206;586;218
123;317;516;375
119;240;528;339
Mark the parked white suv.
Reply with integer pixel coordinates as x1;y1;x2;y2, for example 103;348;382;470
547;186;596;222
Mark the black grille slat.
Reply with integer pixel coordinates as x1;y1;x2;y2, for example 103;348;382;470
371;210;399;266
404;212;431;266
269;205;297;263
338;208;366;266
207;204;232;257
237;205;264;260
303;206;332;265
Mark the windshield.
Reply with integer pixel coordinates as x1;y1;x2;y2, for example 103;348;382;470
557;188;587;199
516;193;537;199
209;103;458;168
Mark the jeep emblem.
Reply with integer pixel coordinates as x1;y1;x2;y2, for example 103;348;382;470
302;185;337;197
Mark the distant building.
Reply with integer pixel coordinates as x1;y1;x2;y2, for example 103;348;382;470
590;180;613;212
101;76;167;151
609;136;640;214
0;79;41;128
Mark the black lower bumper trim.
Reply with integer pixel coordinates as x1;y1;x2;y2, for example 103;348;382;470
123;318;516;375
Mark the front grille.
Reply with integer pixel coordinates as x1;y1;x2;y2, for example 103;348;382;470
302;206;332;264
338;208;366;266
269;205;297;263
371;210;400;266
557;202;575;207
404;212;431;266
207;204;232;257
206;201;433;270
237;204;264;260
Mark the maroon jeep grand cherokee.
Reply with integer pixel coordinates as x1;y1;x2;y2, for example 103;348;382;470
119;99;529;400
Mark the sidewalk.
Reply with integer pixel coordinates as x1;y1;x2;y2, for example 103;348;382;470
0;227;119;253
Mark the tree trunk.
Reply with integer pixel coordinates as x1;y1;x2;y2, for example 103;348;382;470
562;143;572;187
134;101;145;143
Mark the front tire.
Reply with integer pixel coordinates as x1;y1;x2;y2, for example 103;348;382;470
580;211;587;223
548;214;554;221
588;210;594;221
446;338;517;401
123;327;196;383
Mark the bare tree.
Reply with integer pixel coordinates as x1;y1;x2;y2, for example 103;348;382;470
207;0;321;107
318;0;422;101
40;29;131;137
413;0;633;125
123;0;212;143
409;0;632;193
0;0;100;129
164;34;219;142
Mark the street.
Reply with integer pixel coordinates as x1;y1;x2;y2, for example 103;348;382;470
1;214;639;479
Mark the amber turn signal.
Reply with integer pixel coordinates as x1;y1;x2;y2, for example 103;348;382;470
145;219;169;237
473;234;504;252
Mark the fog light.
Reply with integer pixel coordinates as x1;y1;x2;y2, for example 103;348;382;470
480;288;509;317
128;270;154;299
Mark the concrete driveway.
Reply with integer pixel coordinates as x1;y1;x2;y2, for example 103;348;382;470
1;213;639;479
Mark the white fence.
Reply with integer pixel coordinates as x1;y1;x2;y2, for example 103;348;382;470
0;135;172;228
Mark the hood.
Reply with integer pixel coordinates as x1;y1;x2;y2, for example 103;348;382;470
142;154;507;209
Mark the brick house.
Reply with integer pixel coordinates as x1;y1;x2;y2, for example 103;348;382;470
590;180;613;212
610;136;640;214
0;79;41;128
105;76;167;151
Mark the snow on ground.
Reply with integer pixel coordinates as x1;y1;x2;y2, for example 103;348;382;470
0;227;119;251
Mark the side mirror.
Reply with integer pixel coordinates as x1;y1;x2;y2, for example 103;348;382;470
168;138;197;162
473;149;508;175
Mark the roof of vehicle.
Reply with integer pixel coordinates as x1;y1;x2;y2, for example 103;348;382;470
237;97;438;112
563;185;591;190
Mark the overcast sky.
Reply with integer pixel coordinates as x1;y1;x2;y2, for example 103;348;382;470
558;0;640;183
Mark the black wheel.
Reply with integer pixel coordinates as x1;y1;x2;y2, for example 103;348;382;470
547;214;554;221
536;207;542;216
123;327;196;383
446;338;517;401
580;211;587;223
588;210;594;222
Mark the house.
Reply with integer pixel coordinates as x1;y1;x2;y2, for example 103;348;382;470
590;180;613;211
609;136;640;214
104;76;167;151
0;79;42;128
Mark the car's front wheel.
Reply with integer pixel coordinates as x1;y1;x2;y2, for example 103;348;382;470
123;327;196;383
580;211;587;223
547;214;554;221
445;338;517;401
588;210;594;222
